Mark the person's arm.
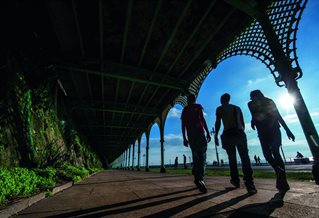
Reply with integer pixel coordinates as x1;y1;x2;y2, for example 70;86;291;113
239;107;245;130
181;113;188;147
214;111;221;146
200;109;211;143
248;102;256;130
277;109;295;141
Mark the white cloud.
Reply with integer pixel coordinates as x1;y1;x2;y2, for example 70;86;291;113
283;111;319;124
246;75;272;86
283;114;299;124
282;139;308;146
167;107;182;119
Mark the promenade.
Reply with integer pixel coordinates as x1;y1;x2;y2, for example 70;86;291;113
16;170;319;217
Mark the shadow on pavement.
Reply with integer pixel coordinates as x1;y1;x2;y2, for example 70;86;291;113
142;187;237;218
45;187;198;218
226;191;287;218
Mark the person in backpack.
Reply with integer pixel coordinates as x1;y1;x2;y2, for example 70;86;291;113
248;90;295;191
215;93;257;195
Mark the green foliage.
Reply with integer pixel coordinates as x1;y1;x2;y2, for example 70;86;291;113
58;164;90;183
0;167;57;205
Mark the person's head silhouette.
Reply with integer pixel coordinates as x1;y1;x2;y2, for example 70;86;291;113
250;90;264;101
220;93;230;105
187;94;196;105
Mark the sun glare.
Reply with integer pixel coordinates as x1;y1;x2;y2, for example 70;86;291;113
279;93;295;109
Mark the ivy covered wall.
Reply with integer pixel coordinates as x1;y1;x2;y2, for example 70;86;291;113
0;56;102;169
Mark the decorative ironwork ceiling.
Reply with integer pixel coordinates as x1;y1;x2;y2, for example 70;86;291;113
182;0;307;106
6;0;306;163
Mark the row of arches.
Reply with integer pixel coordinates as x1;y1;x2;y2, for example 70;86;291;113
112;0;319;176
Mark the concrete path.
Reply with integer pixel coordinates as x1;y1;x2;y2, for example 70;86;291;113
16;170;319;217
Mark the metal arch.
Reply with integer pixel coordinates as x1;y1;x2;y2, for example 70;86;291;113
217;0;307;87
174;60;213;108
175;96;187;108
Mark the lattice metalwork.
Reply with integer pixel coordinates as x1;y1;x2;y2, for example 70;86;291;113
175;62;212;107
217;0;307;87
175;0;307;107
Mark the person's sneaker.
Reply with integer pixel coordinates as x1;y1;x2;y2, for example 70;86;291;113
230;180;240;188
246;184;257;195
194;180;207;193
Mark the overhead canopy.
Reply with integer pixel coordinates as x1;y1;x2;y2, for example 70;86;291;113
4;0;272;163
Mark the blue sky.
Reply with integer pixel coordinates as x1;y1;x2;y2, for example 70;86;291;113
123;1;319;167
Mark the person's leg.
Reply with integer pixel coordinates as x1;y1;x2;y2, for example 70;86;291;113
260;139;278;170
190;147;199;181
270;129;285;170
190;134;207;193
226;143;239;186
197;134;207;181
236;132;254;186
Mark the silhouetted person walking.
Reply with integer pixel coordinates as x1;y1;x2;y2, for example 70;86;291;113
215;93;257;195
174;156;178;169
248;90;295;191
254;155;258;166
181;94;211;193
183;154;187;169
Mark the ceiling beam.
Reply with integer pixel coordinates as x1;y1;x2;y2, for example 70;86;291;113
179;9;236;79
138;0;162;66
69;99;161;113
73;106;158;116
223;0;261;18
71;0;85;56
55;65;185;90
121;0;133;63
153;0;192;71
99;0;104;60
81;124;147;129
166;0;216;75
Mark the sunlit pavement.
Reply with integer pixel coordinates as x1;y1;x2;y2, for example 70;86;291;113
16;170;319;217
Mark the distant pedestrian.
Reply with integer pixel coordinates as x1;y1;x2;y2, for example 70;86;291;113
215;93;257;195
181;94;211;193
174;156;178;169
183;154;187;169
248;90;295;191
257;156;261;165
254;155;258;166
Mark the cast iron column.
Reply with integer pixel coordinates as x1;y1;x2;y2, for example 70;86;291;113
160;124;166;173
128;145;131;170
137;138;141;171
145;132;150;172
131;143;135;170
258;10;319;181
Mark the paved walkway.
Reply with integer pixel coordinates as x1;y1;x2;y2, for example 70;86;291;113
16;170;319;217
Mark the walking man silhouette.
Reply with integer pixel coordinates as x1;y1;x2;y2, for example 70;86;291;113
215;93;257;195
181;94;211;193
248;90;295;191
